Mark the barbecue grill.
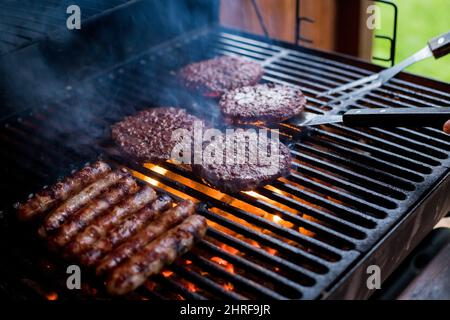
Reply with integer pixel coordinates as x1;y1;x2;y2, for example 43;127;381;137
0;0;449;300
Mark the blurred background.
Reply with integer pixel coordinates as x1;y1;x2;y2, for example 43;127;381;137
221;0;450;82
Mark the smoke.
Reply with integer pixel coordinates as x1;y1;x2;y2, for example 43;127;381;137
0;0;221;150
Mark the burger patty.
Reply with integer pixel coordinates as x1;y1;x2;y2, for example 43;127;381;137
177;56;264;97
111;107;203;163
197;130;292;193
219;83;307;124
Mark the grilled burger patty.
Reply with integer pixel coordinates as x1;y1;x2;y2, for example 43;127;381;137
177;56;264;97
111;107;203;163
197;130;292;193
219;83;307;124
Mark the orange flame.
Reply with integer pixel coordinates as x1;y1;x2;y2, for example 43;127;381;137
223;282;234;291
162;271;173;278
220;244;239;255
211;256;235;274
46;292;58;301
187;283;197;292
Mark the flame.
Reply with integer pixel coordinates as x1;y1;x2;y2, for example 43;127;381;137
187;283;197;292
134;165;197;201
162;271;173;278
272;215;282;224
243;191;261;198
132;170;160;187
211;256;235;274
223;282;234;291
220;244;239;255
249;240;261;248
46;292;58;301
144;163;168;175
142;163;217;202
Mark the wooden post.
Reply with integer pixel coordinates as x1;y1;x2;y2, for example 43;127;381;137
220;0;373;60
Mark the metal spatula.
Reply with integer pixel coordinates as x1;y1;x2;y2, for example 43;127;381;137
293;107;450;128
317;31;450;105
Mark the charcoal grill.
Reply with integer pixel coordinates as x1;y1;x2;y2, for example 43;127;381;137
0;1;449;300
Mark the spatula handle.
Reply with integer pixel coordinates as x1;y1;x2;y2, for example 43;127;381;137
342;107;450;127
428;31;450;59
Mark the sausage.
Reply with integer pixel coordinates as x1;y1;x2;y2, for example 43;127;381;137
16;161;111;222
444;119;450;134
96;200;194;275
47;176;138;251
105;214;207;295
79;194;173;266
38;169;128;237
64;185;157;258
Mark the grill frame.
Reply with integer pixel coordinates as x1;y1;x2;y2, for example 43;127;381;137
0;25;449;300
0;0;142;56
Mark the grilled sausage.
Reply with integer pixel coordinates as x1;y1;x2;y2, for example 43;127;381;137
65;185;157;258
96;200;194;275
444;119;450;134
79;194;173;266
38;169;128;237
47;176;138;251
16;161;111;222
105;214;207;295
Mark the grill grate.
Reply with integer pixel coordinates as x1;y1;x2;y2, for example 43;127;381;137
0;0;135;55
0;27;449;300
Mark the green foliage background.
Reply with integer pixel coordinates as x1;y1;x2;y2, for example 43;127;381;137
372;0;450;82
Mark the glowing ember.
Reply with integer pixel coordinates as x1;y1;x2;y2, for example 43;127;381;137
185;260;192;265
271;187;284;195
162;271;173;278
132;170;160;187
267;248;277;255
133;166;197;201
249;240;261;248
145;281;157;291
223;282;234;291
46;292;58;301
187;283;197;292
272;215;282;224
211;256;235;274
220;244;239;255
243;191;262;198
211;256;228;265
144;163;168;175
